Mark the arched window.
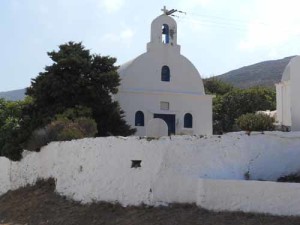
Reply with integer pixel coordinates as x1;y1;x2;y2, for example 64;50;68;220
184;113;193;128
161;65;170;82
162;24;169;44
135;111;144;126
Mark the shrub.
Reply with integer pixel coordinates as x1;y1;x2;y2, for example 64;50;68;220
277;173;300;183
236;113;275;135
213;87;276;133
26;117;97;151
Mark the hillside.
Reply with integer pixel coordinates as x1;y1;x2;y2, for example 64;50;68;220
215;56;295;89
0;88;26;101
0;179;299;225
0;56;295;101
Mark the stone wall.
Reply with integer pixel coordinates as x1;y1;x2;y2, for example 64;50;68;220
1;132;300;215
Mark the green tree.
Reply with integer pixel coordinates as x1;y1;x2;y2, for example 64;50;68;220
213;87;276;133
26;42;135;137
0;98;31;160
203;78;235;95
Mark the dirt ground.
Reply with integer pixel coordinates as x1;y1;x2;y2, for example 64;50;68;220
1;180;300;225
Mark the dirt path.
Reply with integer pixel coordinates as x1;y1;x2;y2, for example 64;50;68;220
0;179;300;225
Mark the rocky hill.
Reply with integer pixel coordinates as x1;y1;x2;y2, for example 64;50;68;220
215;56;295;89
0;88;26;101
0;56;296;101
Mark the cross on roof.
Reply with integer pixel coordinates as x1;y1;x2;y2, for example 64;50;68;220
161;6;168;14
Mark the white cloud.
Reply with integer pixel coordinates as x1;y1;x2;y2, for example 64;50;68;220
120;28;134;39
101;28;135;47
179;0;211;8
102;0;124;13
239;0;300;51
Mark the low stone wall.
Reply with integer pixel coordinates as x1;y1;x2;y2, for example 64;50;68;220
0;157;10;195
1;132;300;215
197;179;300;216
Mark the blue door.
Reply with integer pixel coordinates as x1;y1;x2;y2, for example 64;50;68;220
154;114;175;135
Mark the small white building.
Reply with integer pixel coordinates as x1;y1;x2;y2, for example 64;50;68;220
116;8;212;136
276;56;300;131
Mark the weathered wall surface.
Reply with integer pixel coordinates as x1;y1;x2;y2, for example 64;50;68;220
197;179;300;216
1;132;300;215
0;157;10;195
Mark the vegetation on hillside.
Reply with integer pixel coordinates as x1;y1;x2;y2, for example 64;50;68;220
215;56;294;89
0;98;31;160
204;78;276;134
0;46;280;160
0;88;25;101
0;42;135;160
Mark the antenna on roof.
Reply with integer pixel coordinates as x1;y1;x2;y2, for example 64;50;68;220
161;6;186;16
166;9;177;15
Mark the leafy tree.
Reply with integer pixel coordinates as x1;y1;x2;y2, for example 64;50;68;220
0;98;32;160
213;87;276;133
26;42;135;137
203;78;235;95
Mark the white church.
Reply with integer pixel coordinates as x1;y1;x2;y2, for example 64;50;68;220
115;7;212;136
276;56;300;131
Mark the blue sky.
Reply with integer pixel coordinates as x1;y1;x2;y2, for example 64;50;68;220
1;0;300;91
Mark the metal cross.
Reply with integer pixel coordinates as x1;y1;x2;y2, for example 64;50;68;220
161;6;168;14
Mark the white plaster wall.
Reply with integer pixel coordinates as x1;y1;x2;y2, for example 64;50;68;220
118;91;212;136
276;82;291;126
290;57;300;131
45;137;171;205
1;132;300;215
118;51;205;95
149;14;178;49
116;13;212;136
0;157;11;195
197;179;300;216
277;56;300;129
146;118;168;137
276;84;283;123
283;82;291;126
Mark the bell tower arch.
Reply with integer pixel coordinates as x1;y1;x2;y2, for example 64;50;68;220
147;7;180;53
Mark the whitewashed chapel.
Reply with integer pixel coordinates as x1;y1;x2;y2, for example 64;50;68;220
276;56;300;131
115;7;212;136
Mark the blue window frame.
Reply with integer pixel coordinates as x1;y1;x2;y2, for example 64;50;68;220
161;65;170;82
184;113;193;128
135;111;144;126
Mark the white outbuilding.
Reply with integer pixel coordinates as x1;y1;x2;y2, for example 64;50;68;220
276;56;300;131
116;7;213;136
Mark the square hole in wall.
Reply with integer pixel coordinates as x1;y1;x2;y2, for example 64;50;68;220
160;101;169;110
131;160;142;168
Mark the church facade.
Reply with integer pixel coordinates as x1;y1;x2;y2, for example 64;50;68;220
276;56;300;131
115;8;212;136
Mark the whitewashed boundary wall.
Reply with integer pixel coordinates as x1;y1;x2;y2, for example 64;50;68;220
197;179;300;216
0;157;10;195
1;132;300;215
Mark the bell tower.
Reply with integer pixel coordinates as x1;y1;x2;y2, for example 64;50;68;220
147;6;180;53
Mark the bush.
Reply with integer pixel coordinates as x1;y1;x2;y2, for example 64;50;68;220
277;173;300;183
236;113;275;135
26;117;97;151
213;87;276;133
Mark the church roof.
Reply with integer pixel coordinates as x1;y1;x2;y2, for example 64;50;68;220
118;57;138;78
282;56;300;82
282;62;291;82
